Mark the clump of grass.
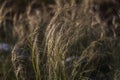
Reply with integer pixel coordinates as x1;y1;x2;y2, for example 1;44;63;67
1;0;120;80
34;0;120;80
11;0;56;80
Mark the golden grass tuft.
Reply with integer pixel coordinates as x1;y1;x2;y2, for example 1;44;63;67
0;0;120;80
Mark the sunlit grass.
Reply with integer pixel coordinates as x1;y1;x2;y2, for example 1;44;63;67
0;0;120;80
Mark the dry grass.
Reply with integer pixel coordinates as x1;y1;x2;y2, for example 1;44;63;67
0;0;120;80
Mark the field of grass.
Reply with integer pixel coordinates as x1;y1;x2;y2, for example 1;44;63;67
0;0;120;80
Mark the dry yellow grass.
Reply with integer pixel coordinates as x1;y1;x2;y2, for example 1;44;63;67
0;0;120;80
